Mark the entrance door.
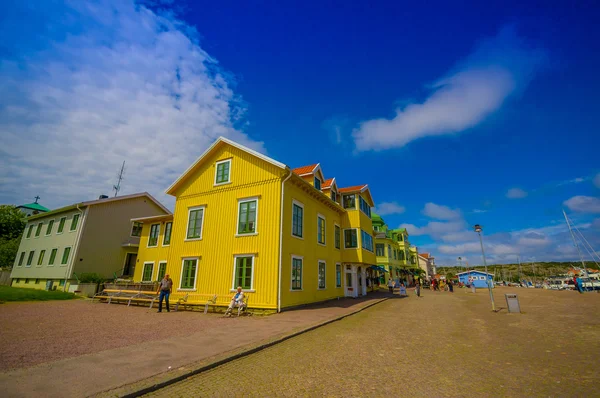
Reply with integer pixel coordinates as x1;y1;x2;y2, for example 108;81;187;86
345;265;355;297
123;253;137;277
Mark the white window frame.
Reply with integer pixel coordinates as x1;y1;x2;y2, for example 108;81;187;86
45;219;55;236
36;250;46;267
48;248;58;267
16;251;25;267
57;217;67;235
318;260;326;290
130;221;143;238
291;199;304;240
314;176;322;191
214;159;232;186
185;206;206;241
34;222;43;238
343;228;359;249
290;255;303;291
335;263;342;288
231;254;256;292
236;197;259;237
69;214;80;232
317;213;326;246
26;250;35;267
178;257;199;291
147;223;160;247
25;224;33;239
479;276;486;280
334;223;341;250
60;246;72;266
342;194;356;210
162;222;172;246
156;261;168;280
141;261;155;282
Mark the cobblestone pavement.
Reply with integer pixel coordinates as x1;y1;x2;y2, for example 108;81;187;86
146;287;600;397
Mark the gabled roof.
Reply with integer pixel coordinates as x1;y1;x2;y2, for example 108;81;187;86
420;253;430;259
17;203;50;212
131;214;174;223
28;192;170;220
292;164;319;176
166;136;287;195
339;184;374;207
322;178;337;190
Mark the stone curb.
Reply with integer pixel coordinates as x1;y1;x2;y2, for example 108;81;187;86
108;297;389;398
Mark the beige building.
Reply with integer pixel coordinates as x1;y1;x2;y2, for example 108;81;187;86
418;252;436;278
11;193;169;290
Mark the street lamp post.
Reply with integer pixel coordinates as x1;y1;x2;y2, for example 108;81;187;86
474;224;496;312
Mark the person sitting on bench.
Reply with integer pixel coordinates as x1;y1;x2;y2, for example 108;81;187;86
225;286;245;315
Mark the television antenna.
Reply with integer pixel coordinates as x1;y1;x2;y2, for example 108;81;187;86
113;161;126;197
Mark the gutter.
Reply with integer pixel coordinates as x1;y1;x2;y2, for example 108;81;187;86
277;169;293;313
63;204;88;291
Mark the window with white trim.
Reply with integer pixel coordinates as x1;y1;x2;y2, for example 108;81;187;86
238;199;257;235
70;214;80;231
318;261;326;289
148;224;160;247
35;223;43;237
336;264;342;287
314;177;321;191
361;230;374;252
57;217;66;233
233;256;254;290
291;256;302;290
46;220;54;235
48;249;57;266
37;250;46;266
334;225;340;249
17;252;25;267
26;251;35;267
317;216;325;245
186;207;204;239
142;262;154;282
163;222;172;245
292;201;303;238
131;222;142;237
359;195;371;218
26;225;33;238
180;259;198;289
215;159;231;185
376;244;384;256
342;194;356;209
61;247;71;265
157;262;167;280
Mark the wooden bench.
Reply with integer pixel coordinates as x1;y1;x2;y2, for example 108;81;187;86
173;293;251;316
223;293;250;317
92;289;158;308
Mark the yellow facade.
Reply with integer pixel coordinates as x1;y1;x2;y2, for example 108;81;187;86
133;137;379;311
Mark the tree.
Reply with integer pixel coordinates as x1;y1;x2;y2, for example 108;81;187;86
0;205;26;239
0;206;26;268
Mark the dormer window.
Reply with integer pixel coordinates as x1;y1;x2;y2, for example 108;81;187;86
215;159;231;185
314;177;321;191
331;190;337;202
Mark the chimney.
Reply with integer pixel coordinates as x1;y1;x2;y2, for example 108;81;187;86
99;195;109;200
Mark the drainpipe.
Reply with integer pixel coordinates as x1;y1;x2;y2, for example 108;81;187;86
277;169;293;313
63;204;87;291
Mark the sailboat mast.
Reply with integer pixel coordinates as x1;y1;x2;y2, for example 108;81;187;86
563;210;588;276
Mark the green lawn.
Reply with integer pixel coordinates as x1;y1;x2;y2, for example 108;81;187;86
0;285;78;302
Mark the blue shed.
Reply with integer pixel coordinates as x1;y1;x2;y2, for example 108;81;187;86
457;270;494;289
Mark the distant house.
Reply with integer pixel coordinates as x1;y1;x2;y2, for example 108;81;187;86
16;197;50;217
457;270;494;289
418;252;436;278
10;192;170;291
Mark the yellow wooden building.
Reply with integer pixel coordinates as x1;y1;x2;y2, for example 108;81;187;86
132;137;378;311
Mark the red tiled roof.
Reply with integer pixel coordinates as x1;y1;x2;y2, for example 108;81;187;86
339;184;367;193
322;178;335;189
292;164;318;176
420;253;430;259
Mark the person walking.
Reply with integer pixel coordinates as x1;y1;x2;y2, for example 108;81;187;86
448;280;454;293
415;282;421;298
388;277;395;294
156;274;173;313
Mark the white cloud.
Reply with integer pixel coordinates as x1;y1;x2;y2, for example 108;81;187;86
375;202;406;216
594;173;600;188
422;202;462;220
506;188;528;199
472;209;487;213
352;26;546;151
0;0;263;210
563;196;600;214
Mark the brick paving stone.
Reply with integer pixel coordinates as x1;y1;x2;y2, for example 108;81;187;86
146;287;600;398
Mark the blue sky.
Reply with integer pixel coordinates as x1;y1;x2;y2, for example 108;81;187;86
1;0;599;266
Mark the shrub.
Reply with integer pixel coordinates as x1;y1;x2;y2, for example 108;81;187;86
78;273;105;284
